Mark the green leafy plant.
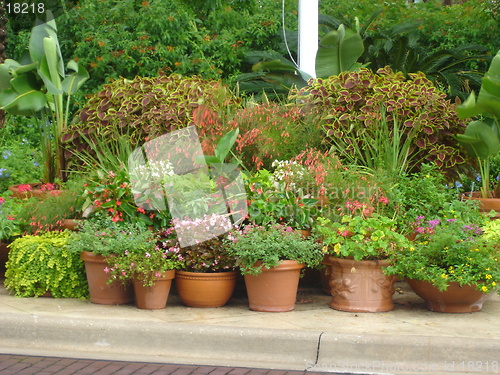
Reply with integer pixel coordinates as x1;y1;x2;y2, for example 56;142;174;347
0;193;27;242
455;50;500;198
63;74;239;163
294;67;469;178
386;200;500;293
0;139;42;192
245;165;319;230
67;216;154;258
4;231;89;298
0;11;88;183
314;214;410;261
164;215;236;273
225;223;323;275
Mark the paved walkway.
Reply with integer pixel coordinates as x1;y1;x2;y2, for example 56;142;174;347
1;277;500;375
0;354;330;375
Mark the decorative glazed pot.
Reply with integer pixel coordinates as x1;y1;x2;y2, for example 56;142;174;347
133;270;176;310
175;270;238;308
244;260;305;312
80;251;134;305
328;256;396;313
407;279;490;313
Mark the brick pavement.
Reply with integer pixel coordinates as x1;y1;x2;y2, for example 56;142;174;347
0;355;333;375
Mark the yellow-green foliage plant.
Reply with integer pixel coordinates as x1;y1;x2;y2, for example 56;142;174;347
5;231;89;298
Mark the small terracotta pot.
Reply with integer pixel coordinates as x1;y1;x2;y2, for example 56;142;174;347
133;270;175;310
328;256;396;313
407;279;491;313
80;251;134;305
244;260;305;312
175;270;238;308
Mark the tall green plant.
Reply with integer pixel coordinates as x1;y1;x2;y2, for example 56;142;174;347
0;11;88;183
455;50;500;198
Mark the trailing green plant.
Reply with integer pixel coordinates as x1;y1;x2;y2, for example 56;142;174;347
225;223;323;275
0;11;88;183
4;231;89;298
294;67;470;178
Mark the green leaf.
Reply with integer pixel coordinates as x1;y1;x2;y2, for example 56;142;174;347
61;61;89;94
455;120;500;159
214;128;239;162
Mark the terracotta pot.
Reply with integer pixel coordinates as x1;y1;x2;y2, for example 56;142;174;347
175;270;238;308
8;183;63;199
60;219;83;231
244;260;305;312
80;251;134;305
407;279;491;313
0;241;10;278
133;270;175;310
328;256;396;313
462;192;500;219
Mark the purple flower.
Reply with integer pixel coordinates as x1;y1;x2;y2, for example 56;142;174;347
446;219;457;223
416;216;425;221
427;219;440;228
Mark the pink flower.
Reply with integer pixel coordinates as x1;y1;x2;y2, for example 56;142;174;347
103;267;110;274
378;196;389;204
17;184;32;193
0;197;5;204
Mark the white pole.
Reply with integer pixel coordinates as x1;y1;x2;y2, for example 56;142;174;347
298;0;319;78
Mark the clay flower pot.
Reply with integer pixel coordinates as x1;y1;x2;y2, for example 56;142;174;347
80;251;134;305
328;256;396;313
133;270;176;310
244;260;305;312
407;279;491;313
175;270;238;308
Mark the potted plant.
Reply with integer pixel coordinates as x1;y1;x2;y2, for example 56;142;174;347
455;49;500;204
0;192;29;276
67;216;153;305
4;231;88;298
315;212;410;313
385;199;499;313
165;214;239;308
0;12;88;185
226;223;323;312
104;232;182;310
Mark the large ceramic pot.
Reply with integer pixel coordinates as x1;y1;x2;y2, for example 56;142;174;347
407;279;491;313
80;251;134;305
175;270;238;308
328;256;396;313
244;260;304;312
133;270;176;310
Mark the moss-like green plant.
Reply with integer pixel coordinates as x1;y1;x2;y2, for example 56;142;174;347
5;231;89;298
63;73;240;165
294;67;469;178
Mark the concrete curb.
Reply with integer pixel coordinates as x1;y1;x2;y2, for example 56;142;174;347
3;311;500;374
0;312;322;371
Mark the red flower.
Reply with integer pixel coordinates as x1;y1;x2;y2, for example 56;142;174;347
17;184;32;193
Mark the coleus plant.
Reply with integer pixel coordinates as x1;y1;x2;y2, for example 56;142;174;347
293;67;470;178
63;73;240;163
